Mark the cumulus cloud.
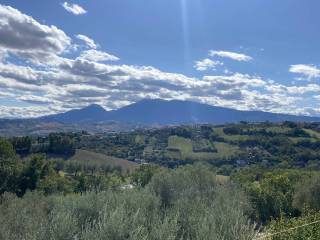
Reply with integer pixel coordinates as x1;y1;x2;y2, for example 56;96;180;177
76;34;98;49
0;49;7;61
0;105;58;119
62;2;87;15
0;63;39;84
194;58;223;71
289;64;320;80
0;92;14;98
79;49;119;62
18;95;55;105
0;59;312;117
314;95;320;101
0;5;71;65
209;50;252;62
203;73;267;90
0;4;319;118
0;55;314;118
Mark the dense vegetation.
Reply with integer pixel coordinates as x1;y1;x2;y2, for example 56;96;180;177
0;137;128;197
75;121;320;169
10;121;320;169
0;164;257;240
1;122;320;239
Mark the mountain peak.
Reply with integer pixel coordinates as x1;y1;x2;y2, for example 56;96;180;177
82;104;106;112
42;104;107;123
135;98;167;104
42;99;320;125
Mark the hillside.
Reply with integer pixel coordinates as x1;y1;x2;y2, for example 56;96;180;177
50;149;138;173
0;119;138;137
42;99;320;125
77;121;320;169
2;121;320;239
1;99;319;136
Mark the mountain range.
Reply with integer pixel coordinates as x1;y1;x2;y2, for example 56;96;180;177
41;99;320;125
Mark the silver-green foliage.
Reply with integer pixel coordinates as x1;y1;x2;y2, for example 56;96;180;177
0;164;257;240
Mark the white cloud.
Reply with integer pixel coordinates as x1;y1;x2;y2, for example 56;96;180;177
209;50;252;62
0;91;14;98
18;95;55;105
203;73;267;89
0;75;45;92
76;34;98;49
289;64;320;80
0;105;58;119
0;55;314;118
0;59;313;117
0;49;7;62
194;58;223;71
62;2;87;15
314;95;320;101
0;4;319;118
79;49;119;62
0;5;71;65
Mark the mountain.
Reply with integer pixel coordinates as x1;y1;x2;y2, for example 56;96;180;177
42;104;108;124
42;99;320;125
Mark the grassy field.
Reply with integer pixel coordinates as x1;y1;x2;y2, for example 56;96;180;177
213;127;250;142
303;128;320;138
289;137;318;143
166;136;239;160
265;126;292;133
71;123;320;167
52;149;138;173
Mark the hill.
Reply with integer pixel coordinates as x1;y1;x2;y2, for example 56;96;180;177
41;104;108;124
1;99;319;136
50;149;138;173
43;99;320;125
75;122;320;168
0;119;137;137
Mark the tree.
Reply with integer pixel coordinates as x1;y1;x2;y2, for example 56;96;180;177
75;173;88;194
247;173;298;222
293;176;320;213
0;139;20;194
148;164;217;207
18;155;45;196
49;133;75;155
11;136;32;154
38;174;74;195
0;138;15;158
131;164;161;187
0;157;21;195
223;126;242;135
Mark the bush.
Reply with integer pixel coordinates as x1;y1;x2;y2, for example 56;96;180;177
293;176;320;213
267;212;320;240
0;164;257;240
147;164;256;239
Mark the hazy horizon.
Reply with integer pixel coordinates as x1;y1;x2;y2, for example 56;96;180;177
2;98;320;120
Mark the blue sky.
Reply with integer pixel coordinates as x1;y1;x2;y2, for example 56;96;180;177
0;0;319;117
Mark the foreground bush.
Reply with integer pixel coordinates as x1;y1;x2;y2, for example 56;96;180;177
293;176;320;213
0;164;257;240
266;212;320;240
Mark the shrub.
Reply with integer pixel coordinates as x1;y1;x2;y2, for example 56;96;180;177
267;212;320;240
0;164;257;240
293;176;320;213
